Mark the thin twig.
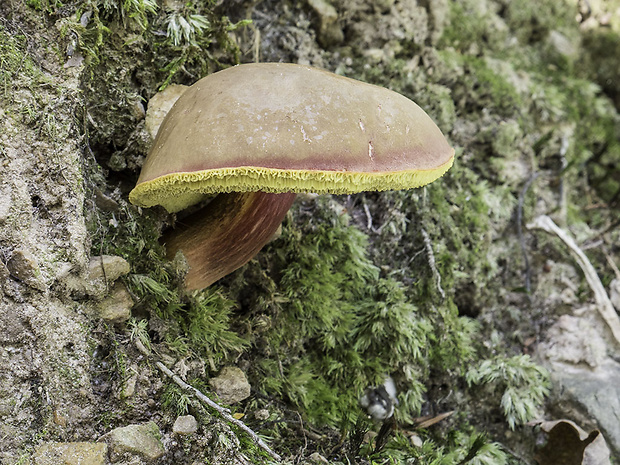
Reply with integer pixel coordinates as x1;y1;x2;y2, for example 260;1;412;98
155;361;281;462
363;201;374;231
517;172;540;298
527;215;620;347
421;228;445;301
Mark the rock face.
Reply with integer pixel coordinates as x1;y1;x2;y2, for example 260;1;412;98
100;421;166;462
538;314;620;457
209;366;251;404
0;16;97;462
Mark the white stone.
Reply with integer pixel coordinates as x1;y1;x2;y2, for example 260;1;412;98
210;366;251;404
173;415;198;435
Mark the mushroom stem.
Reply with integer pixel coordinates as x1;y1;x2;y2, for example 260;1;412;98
162;192;296;290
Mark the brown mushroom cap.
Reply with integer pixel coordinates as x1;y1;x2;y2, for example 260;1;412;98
129;63;454;213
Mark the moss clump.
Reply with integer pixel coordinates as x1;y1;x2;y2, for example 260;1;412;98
580;29;620;107
503;0;577;46
438;0;508;54
371;430;509;465
89;192;248;365
467;355;550;430
435;50;523;118
237;197;479;430
0;27;39;101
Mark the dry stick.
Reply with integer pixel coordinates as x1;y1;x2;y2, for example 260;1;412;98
153;361;281;462
363;201;374;231
526;215;620;346
421;228;445;301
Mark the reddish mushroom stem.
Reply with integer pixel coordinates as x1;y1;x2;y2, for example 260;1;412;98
162;192;296;290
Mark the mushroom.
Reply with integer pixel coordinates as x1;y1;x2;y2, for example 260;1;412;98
129;63;454;290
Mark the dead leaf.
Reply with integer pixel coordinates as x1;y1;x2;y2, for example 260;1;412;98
532;419;611;465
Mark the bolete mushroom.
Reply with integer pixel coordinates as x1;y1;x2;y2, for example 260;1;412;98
129;63;454;290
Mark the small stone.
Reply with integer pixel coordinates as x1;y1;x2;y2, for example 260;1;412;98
409;433;423;447
173;415;198;435
0;190;11;223
308;452;329;464
210;366;251;404
307;0;344;46
130;97;146;120
7;249;44;290
88;255;131;283
33;442;107;465
97;282;133;324
101;421;165;461
539;314;607;368
254;409;270;421
85;255;131;298
119;365;139;399
145;85;189;140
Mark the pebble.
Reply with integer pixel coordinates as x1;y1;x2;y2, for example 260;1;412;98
173;415;198;435
7;249;44;290
99;421;165;462
210;366;251;404
97;282;133;324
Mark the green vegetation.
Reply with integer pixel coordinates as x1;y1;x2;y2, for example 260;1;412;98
53;0;248;81
369;431;509;465
467;355;550;430
161;382;192;417
128;317;151;352
0;28;35;100
251;202;436;427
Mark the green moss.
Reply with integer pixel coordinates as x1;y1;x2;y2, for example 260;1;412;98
438;51;523;117
580;29;620;105
0;37;31;102
26;0;64;14
0;25;50;108
438;0;507;54
371;430;510;465
466;355;550;430
89;192;247;365
527;71;620;207
161;382;192;416
238;196;481;429
503;0;577;46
